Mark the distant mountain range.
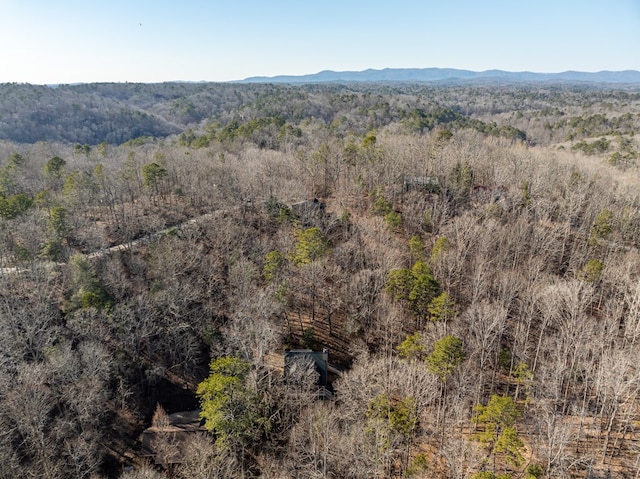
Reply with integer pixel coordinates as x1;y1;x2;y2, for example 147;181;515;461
240;68;640;84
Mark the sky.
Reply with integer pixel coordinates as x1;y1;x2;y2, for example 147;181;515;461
1;0;639;84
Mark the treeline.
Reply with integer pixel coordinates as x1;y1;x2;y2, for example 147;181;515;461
1;82;640;478
2;81;639;146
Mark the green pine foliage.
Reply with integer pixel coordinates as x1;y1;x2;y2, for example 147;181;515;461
386;261;441;320
0;193;33;219
473;395;525;472
397;332;427;360
263;250;284;283
292;227;330;266
427;291;456;323
589;209;614;247
426;335;465;381
429;236;451;263
197;356;270;448
579;258;605;282
65;254;114;312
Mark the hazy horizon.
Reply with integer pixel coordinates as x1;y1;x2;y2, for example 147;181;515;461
1;0;639;84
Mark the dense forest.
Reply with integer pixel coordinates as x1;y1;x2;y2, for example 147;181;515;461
1;80;640;479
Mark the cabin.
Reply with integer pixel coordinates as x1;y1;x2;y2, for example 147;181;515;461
471;184;509;206
285;348;329;386
284;348;341;399
288;198;326;216
139;410;206;466
403;176;440;193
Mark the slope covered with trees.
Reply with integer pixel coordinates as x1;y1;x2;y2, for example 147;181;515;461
1;81;640;478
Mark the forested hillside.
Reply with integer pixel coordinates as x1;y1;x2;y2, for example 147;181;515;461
1;81;640;478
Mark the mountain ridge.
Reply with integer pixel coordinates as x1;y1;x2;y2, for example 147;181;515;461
239;67;640;84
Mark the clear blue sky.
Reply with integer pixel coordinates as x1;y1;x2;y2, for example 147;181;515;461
1;0;639;84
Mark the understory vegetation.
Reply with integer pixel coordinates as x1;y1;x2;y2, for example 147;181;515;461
1;81;640;478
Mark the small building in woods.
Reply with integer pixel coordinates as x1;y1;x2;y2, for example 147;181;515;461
284;348;342;398
285;348;330;387
403;176;440;193
288;198;326;216
140;409;206;466
140;348;340;464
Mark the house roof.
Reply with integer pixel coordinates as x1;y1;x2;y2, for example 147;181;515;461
139;410;206;465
